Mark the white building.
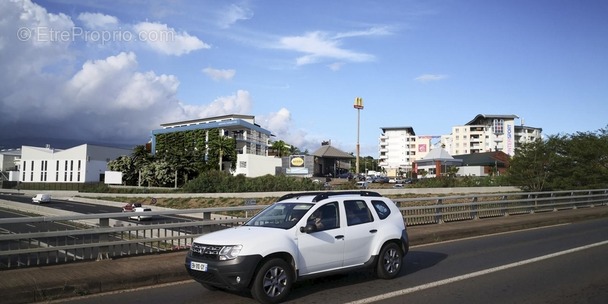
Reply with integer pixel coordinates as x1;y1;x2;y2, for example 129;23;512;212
440;114;542;156
151;114;281;177
414;147;463;178
0;148;21;172
378;127;435;178
20;144;132;183
0;148;22;182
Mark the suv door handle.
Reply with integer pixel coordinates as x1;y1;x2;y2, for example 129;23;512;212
335;235;344;239
369;229;377;233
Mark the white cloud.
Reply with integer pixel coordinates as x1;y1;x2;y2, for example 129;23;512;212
0;0;309;150
218;4;254;29
257;108;324;153
415;74;448;83
180;90;253;119
333;26;393;39
133;22;210;56
203;67;236;81
77;12;118;29
279;31;375;66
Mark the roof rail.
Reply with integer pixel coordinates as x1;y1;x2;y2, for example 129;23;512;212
277;191;382;202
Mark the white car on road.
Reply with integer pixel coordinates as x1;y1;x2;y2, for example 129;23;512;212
129;207;152;221
32;193;51;203
185;191;409;303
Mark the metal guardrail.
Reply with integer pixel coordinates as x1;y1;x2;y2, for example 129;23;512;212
0;189;607;269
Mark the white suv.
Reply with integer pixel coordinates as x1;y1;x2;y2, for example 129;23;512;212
185;191;409;304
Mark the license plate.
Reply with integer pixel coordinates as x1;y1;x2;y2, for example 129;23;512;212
190;261;208;272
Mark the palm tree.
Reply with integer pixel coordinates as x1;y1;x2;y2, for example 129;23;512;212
271;140;290;158
208;132;236;171
132;145;153;186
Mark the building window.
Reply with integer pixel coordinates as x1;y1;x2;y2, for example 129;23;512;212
40;160;48;182
492;119;504;134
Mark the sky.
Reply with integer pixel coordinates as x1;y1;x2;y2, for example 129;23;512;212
1;0;607;156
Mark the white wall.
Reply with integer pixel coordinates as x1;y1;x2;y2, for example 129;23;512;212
457;166;485;177
234;154;282;177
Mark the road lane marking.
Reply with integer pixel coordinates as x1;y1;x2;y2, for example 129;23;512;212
346;240;608;304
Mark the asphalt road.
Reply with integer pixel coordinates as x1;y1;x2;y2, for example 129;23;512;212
52;217;608;304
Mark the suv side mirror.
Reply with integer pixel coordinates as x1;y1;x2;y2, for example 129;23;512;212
300;223;317;233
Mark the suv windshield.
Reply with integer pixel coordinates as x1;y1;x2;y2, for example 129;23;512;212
245;202;313;229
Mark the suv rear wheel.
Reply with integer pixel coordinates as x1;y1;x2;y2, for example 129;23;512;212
376;242;403;279
251;258;293;304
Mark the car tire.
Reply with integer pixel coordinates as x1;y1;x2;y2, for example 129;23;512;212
376;242;403;279
251;258;293;304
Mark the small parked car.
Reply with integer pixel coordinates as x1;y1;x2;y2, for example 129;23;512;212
122;203;142;212
129;207;152;221
356;181;369;189
32;193;51;203
372;176;390;183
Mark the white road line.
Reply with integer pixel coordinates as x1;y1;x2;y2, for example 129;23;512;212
346;240;608;304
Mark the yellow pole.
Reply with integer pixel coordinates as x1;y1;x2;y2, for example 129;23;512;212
353;97;364;175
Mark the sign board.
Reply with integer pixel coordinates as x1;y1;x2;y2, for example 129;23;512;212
244;199;257;205
290;155;305;167
104;171;123;185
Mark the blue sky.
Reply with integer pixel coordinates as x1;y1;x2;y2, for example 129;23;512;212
1;0;607;156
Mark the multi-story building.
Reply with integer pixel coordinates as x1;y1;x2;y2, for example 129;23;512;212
19;144;132;183
379;115;542;177
150;114;280;177
440;114;542;156
378;127;434;178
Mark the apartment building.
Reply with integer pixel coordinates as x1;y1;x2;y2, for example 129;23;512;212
150;114;280;177
378;127;434;178
440;114;542;156
379;114;542;177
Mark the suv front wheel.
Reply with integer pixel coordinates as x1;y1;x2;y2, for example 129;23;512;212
251;258;293;304
376;242;403;279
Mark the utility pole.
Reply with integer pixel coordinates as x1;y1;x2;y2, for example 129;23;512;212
354;97;364;175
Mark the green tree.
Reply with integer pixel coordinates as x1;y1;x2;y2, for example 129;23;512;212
554;127;608;190
446;165;459;178
506;139;553;191
107;155;134;185
289;145;302;155
271;140;290;157
207;130;236;171
132;145;154;186
507;127;608;191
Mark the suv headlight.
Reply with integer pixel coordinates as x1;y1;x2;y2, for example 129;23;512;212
219;245;242;260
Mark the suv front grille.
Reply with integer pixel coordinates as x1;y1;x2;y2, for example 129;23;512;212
191;243;224;259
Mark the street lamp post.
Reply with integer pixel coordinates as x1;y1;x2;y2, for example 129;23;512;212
354;97;364;175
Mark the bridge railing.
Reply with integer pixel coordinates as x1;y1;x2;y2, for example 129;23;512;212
0;188;606;269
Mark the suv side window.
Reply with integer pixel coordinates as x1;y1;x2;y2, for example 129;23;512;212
307;202;339;231
344;200;373;226
371;200;392;220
